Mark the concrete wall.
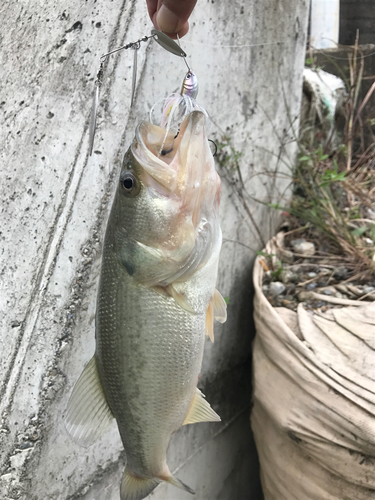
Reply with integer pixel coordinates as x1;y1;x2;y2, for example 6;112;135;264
0;0;309;499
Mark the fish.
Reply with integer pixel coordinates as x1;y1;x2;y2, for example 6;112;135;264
65;109;227;500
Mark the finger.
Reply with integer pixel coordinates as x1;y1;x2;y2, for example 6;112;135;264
155;0;197;37
152;15;189;39
145;0;158;20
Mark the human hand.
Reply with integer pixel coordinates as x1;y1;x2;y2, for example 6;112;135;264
146;0;197;39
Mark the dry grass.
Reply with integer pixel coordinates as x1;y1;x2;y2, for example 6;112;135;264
284;40;375;280
216;41;375;282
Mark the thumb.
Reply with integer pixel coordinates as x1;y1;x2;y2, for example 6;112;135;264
154;0;197;38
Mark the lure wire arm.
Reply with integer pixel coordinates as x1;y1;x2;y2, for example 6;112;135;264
88;60;104;156
89;36;155;156
88;29;191;156
100;35;156;61
176;35;191;73
130;42;141;107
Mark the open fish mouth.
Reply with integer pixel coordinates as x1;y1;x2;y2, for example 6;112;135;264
108;108;222;291
131;110;215;196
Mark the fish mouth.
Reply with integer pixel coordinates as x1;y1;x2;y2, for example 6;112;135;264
132;110;208;193
123;110;221;287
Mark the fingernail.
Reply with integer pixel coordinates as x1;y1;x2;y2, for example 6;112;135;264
156;4;180;33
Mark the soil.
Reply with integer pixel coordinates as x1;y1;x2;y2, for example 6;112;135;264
261;231;375;313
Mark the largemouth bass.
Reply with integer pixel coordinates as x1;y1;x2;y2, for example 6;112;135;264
65;110;226;500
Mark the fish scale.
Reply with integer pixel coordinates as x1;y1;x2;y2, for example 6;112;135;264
96;240;206;475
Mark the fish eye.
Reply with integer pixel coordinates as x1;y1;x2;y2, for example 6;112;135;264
123;177;134;190
120;171;139;197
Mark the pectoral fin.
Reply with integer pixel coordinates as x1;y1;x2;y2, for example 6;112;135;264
165;284;196;314
151;284;197;314
64;356;114;448
205;289;227;343
213;289;227;323
205;299;214;342
183;388;221;425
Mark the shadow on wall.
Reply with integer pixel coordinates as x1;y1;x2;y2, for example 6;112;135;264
203;261;264;500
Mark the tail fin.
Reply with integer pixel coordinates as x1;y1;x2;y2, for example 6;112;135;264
120;467;195;500
120;468;159;500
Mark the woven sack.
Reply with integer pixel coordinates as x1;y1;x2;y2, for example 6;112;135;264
251;237;375;500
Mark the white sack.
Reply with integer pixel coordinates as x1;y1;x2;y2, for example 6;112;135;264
251;240;375;500
303;68;345;121
300;67;346;149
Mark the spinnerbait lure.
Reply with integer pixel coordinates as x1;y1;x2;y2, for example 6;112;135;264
88;30;191;155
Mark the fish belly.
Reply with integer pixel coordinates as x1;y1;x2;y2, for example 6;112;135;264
95;248;205;478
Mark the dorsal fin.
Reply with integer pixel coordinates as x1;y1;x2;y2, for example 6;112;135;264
64;356;114;447
183;388;221;425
